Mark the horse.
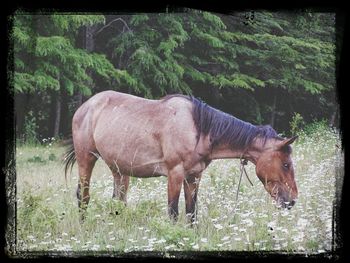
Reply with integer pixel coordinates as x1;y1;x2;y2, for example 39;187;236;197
64;90;298;223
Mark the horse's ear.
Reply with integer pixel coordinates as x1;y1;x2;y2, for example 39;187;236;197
276;135;298;152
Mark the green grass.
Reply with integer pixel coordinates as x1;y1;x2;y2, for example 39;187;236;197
14;126;343;255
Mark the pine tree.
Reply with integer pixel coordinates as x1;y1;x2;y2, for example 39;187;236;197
12;10;337;140
12;13;136;139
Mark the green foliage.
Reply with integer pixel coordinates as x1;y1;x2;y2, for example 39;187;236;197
26;151;56;164
35;36;71;57
197;32;225;48
12;26;31;46
13;14;123;97
202;11;227;30
105;11;335;101
300;80;326;94
23;111;38;145
290;112;305;136
13;72;35;93
184;66;207;83
19;189;58;234
12;11;337;140
209;73;265;90
302;119;329;136
48;153;57;161
51;14;105;32
34;70;60;91
149;217;196;249
130;15;149;26
27;155;46;164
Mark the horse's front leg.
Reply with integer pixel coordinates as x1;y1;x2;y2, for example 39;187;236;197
112;173;130;204
183;173;202;225
167;165;185;222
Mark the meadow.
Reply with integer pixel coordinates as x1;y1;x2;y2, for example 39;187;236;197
14;123;343;257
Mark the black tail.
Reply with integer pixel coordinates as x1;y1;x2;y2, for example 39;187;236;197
63;139;76;181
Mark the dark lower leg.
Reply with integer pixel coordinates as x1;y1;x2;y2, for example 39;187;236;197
184;174;201;224
167;167;184;222
77;180;90;210
76;157;96;221
112;173;130;204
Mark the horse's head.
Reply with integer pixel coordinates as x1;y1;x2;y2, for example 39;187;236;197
255;136;298;209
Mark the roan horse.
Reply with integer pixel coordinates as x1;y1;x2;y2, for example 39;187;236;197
64;91;298;223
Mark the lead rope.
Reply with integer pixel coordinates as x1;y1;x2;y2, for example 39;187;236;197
241;158;254;187
232;154;254;216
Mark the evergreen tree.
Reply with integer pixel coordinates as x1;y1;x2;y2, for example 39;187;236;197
96;11;335;130
13;14;135;139
12;10;337;141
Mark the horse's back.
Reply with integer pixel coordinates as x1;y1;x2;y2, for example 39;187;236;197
73;90;155;130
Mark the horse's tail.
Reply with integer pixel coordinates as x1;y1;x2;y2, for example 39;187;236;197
63;138;76;181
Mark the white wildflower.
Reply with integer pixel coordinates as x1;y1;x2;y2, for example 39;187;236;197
156;239;166;244
298;245;305;251
165;244;175;250
221;236;230;241
213;223;223;230
192;244;199;249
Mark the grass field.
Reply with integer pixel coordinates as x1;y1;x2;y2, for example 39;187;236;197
13;124;343;257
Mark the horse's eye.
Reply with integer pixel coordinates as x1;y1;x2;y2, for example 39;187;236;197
283;163;290;170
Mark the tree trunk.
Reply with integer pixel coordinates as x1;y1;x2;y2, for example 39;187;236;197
85;25;95;52
270;93;277;128
15;93;29;138
75;24;96;106
329;109;338;128
53;93;61;138
77;92;83;107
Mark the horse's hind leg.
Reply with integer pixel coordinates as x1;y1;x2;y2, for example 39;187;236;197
76;154;97;220
112;173;130;204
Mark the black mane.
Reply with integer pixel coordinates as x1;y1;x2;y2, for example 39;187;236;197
163;95;282;150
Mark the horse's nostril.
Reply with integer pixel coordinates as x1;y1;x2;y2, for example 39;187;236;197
286;200;296;209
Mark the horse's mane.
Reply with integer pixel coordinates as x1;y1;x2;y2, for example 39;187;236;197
162;94;283;150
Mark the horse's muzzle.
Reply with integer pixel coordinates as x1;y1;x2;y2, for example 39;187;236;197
278;197;297;209
284;199;296;209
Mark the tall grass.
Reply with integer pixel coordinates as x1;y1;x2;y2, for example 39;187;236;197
14;123;343;256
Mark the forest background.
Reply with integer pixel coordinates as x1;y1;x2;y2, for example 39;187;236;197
12;10;338;143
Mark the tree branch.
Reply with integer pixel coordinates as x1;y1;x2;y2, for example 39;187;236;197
93;18;132;37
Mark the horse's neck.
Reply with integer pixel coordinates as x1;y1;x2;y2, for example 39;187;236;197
209;146;244;161
209;138;276;165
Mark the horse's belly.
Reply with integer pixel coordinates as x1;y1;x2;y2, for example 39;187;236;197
94;121;167;176
128;162;167;178
109;159;168;178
